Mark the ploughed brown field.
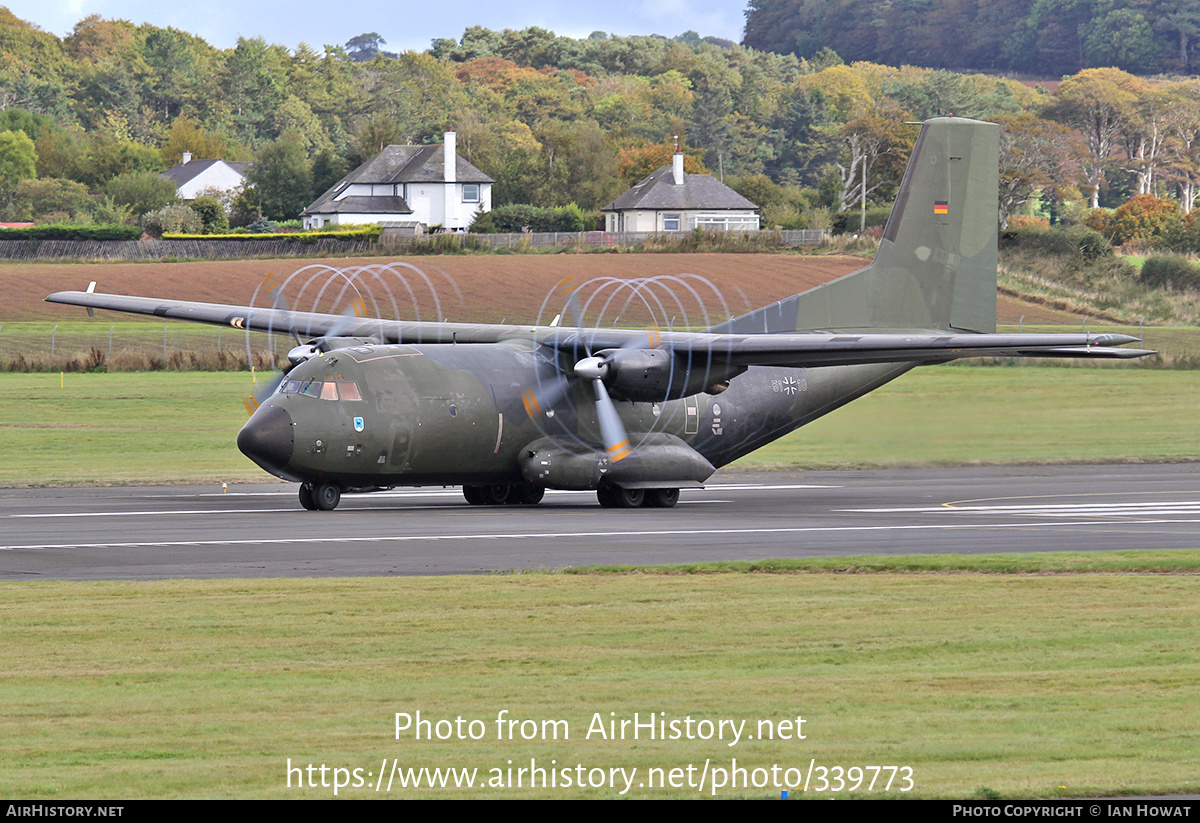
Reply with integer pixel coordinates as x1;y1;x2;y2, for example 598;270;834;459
1;252;1085;326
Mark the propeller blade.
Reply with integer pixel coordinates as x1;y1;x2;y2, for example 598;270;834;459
245;371;287;416
326;296;367;339
555;277;585;330
521;373;570;418
593;378;632;463
262;274;303;345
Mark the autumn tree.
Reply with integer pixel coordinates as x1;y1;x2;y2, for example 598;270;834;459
617;143;707;183
831;99;914;213
1160;81;1200;213
1046;69;1149;209
996;114;1080;228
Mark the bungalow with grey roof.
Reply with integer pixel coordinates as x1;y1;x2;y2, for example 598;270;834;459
602;151;759;233
159;153;250;202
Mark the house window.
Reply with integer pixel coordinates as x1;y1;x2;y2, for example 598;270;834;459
663;213;681;231
463;184;480;203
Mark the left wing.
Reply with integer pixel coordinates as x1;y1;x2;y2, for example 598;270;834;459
45;289;1153;367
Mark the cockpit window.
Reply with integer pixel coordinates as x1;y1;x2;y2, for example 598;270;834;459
276;379;363;401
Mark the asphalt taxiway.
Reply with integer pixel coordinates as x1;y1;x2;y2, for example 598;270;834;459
1;463;1197;580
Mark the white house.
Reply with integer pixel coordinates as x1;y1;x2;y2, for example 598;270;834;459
159;153;250;201
302;132;493;231
602;152;759;233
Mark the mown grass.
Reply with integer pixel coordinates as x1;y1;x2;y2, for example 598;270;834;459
733;367;1200;470
2;568;1197;798
2;367;1196;486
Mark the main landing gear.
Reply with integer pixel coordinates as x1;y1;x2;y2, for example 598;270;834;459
596;485;679;509
299;481;341;511
462;481;546;506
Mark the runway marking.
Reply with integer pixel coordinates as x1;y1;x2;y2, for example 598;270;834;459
846;501;1200;518
3;519;1186;552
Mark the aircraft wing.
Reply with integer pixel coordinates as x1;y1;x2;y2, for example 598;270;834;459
614;330;1155;366
44;290;529;344
45;289;1154;364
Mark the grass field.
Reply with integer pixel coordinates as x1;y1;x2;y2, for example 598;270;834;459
2;564;1197;799
2;367;1196;486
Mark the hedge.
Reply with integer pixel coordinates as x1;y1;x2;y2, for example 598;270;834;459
162;225;382;242
0;224;142;241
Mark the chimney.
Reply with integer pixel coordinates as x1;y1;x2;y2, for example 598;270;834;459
672;150;684;186
444;131;456;183
182;150;191;165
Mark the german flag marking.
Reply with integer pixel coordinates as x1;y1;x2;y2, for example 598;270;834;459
933;201;949;215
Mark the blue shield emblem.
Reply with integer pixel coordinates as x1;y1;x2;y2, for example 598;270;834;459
354;416;364;432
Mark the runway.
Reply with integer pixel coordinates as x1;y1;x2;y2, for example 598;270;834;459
2;463;1198;580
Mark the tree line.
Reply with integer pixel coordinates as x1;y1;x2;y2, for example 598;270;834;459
744;0;1200;77
3;8;1200;241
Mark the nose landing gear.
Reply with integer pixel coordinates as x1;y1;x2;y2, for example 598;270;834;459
299;482;342;511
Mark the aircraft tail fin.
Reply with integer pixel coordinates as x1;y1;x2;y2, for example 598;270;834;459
712;117;999;334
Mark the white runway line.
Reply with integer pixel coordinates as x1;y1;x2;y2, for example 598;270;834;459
847;501;1200;518
2;520;1175;552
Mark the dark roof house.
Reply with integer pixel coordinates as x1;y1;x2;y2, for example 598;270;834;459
159;154;250;200
303;132;492;231
603;152;759;233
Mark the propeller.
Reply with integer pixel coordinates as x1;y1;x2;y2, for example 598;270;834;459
522;278;667;463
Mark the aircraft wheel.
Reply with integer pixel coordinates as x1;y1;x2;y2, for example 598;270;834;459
509;481;545;505
596;485;620;508
598;485;644;508
482;484;511;505
645;488;680;508
315;483;341;511
298;482;318;511
463;485;487;505
615;487;645;508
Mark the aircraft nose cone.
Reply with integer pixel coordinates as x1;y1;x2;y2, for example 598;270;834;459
238;403;294;474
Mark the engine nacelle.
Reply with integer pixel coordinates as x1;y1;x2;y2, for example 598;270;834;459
519;433;716;491
599;348;744;403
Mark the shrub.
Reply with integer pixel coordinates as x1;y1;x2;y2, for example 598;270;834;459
999;224;1112;260
473;204;584;233
1110;195;1183;246
831;206;891;235
1140;255;1200;292
188;196;229;234
141;203;202;238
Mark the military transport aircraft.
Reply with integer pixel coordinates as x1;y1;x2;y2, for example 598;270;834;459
46;118;1151;510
